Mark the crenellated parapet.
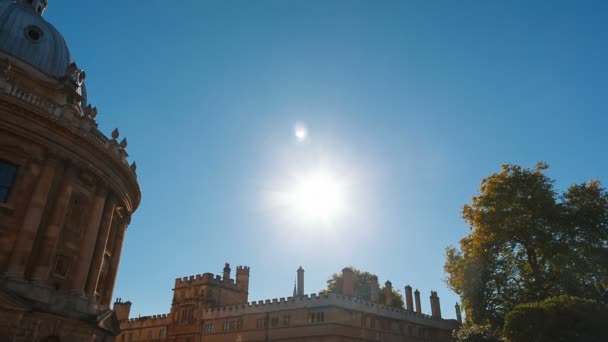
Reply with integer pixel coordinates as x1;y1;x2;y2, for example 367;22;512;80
175;266;249;290
201;292;458;331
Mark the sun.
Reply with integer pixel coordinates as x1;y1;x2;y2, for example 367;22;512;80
286;169;346;223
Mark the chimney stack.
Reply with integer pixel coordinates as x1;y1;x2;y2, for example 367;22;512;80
405;285;414;311
384;281;393;306
430;291;442;318
455;303;462;324
342;267;355;297
414;289;421;314
297;266;305;296
370;275;379;303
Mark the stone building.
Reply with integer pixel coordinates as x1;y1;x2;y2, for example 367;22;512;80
117;265;459;342
0;0;140;340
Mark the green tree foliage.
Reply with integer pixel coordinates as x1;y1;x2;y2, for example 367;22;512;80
503;296;608;342
452;324;502;342
325;268;404;308
444;163;608;328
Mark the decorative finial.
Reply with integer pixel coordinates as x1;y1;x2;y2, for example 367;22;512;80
119;138;128;148
21;0;48;16
85;104;98;119
130;162;137;173
111;128;120;140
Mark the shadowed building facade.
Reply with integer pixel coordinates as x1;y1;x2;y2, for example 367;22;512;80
0;0;141;340
117;265;459;342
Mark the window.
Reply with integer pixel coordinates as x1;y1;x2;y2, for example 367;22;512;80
308;311;325;323
159;329;165;337
236;319;243;330
204;324;214;333
282;315;290;326
271;316;279;327
53;255;70;278
256;318;267;329
0;161;17;203
185;338;192;342
148;330;153;338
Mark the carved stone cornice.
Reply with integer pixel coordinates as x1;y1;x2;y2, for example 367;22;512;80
0;98;141;212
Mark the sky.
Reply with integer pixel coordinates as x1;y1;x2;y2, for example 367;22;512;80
46;0;608;319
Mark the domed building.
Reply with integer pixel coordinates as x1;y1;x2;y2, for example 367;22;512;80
0;1;140;341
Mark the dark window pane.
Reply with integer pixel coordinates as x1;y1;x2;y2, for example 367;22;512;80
0;161;17;203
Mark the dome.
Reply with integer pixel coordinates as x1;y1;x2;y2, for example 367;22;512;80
0;0;73;78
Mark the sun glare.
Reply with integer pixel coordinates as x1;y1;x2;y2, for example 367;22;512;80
286;169;346;223
294;123;308;142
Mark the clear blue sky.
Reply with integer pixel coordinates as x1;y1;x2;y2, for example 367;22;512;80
48;1;608;319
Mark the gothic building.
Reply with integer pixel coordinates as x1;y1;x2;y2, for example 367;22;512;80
0;0;140;340
116;265;460;342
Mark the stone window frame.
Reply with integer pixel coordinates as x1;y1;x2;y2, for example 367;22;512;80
0;146;30;213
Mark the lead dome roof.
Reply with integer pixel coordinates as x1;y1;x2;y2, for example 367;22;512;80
0;0;73;78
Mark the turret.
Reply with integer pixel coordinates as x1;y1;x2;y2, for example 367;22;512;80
414;289;421;314
236;266;250;295
223;263;231;281
342;267;355;297
19;0;48;16
405;285;414;311
113;298;131;321
297;266;305;296
370;275;379;303
455;303;462;324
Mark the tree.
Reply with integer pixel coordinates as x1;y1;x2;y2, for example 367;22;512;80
452;324;502;342
325;268;404;308
503;296;608;342
445;163;608;329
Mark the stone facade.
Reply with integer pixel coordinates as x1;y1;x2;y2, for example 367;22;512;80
0;1;141;341
117;265;459;342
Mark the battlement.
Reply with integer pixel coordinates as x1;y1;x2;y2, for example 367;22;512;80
174;265;249;289
123;313;171;329
236;266;250;273
174;272;239;289
201;292;457;331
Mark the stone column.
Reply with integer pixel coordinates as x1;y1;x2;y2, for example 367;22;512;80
69;186;109;292
85;197;117;297
342;267;354;297
101;218;128;306
297;266;304;296
6;158;57;277
384;281;392;306
370;276;379;303
405;285;414;311
31;165;75;281
414;289;421;314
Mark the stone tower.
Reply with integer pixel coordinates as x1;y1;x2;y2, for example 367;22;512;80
0;1;140;340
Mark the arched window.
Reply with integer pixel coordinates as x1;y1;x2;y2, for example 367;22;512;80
0;161;17;203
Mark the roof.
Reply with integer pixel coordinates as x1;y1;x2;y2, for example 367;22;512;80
0;0;73;78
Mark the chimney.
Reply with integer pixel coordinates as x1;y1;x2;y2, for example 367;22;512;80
113;298;132;321
384;281;393;306
223;263;231;281
342;267;355;297
405;285;414;311
370;275;379;303
297;266;305;296
414;289;421;314
432;291;442;318
455;303;462;324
